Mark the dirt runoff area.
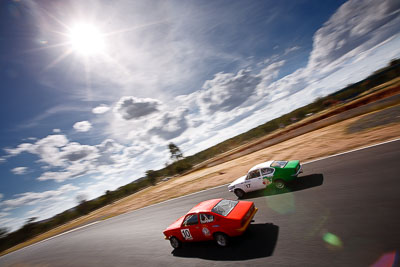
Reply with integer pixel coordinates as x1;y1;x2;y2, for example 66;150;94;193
2;104;400;256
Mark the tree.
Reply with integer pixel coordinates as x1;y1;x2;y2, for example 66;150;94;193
389;58;399;67
76;193;88;204
146;170;157;186
26;217;37;224
75;194;90;215
168;142;183;161
0;227;9;238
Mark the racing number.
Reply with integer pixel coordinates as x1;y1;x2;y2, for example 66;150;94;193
181;229;193;240
246;184;251;188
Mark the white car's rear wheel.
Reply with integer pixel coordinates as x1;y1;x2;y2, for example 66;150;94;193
274;179;286;189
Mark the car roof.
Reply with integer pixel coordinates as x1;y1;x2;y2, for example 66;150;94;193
248;160;274;172
187;198;222;214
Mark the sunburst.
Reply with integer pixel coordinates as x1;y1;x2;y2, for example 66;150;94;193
67;23;106;56
28;5;169;101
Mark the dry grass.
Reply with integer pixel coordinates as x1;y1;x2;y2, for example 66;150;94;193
1;104;400;257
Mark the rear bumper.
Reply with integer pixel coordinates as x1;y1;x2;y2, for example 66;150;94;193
292;165;303;176
236;207;258;232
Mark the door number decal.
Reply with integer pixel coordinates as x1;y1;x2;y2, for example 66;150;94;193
181;229;193;240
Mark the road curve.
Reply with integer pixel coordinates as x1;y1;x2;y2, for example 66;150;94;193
1;140;400;267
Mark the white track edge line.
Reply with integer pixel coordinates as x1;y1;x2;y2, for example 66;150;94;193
35;221;100;245
1;221;100;258
303;137;400;164
122;137;400;214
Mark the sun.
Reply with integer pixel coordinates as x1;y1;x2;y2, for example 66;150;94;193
68;23;105;56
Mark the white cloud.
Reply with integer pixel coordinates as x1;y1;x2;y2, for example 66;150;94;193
0;193;3;200
53;128;61;133
308;0;400;72
284;46;300;55
95;139;125;166
5;135;69;167
11;167;28;175
146;108;189;140
0;217;26;232
60;142;99;162
37;142;100;182
256;60;287;95
37;140;132;183
92;104;111;114
97;139;124;154
37;168;92;183
0;184;79;210
0;211;9;218
197;69;261;113
73;121;92;132
0;157;5;164
31;135;70;166
25;197;76;221
5;143;35;156
114;96;160;120
5;134;133;183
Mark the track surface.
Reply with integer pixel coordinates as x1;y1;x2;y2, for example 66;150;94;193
1;140;400;267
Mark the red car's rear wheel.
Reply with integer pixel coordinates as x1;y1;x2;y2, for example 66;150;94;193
214;233;229;247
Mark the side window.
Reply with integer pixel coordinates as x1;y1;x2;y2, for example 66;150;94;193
200;213;214;224
248;170;261;179
261;168;274;175
183;214;198;226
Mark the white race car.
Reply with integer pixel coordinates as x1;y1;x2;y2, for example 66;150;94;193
228;160;302;198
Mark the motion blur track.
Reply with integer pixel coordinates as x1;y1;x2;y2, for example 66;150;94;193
1;139;400;267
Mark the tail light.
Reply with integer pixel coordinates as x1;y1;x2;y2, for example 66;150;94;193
241;204;254;226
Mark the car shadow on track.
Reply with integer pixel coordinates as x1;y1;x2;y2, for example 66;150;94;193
241;173;324;199
171;223;279;261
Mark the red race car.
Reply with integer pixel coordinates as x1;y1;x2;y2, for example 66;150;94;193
163;198;258;248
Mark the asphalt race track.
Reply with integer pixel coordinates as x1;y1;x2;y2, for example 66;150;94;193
1;140;400;267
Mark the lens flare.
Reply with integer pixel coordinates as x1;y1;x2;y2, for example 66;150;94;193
322;232;343;247
266;191;295;214
370;251;398;267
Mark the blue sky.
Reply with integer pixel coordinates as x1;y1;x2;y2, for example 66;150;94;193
0;0;399;231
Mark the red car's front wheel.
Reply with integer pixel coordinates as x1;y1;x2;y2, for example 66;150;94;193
234;189;245;199
169;236;181;249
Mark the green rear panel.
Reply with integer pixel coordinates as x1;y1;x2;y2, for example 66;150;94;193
285;160;300;169
272;160;299;182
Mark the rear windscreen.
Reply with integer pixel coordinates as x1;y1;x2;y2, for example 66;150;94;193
270;161;288;168
211;199;239;216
